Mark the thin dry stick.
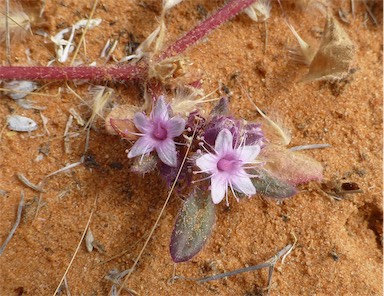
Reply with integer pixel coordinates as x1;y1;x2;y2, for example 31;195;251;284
289;144;331;151
40;111;51;136
169;244;293;284
84;126;91;154
98;231;148;265
117;126;198;295
5;0;10;65
64;115;74;154
351;0;355;18
0;191;24;255
17;173;45;192
0;87;61;97
52;194;98;296
33;192;44;221
63;276;71;296
363;1;378;26
65;82;91;111
263;21;268;54
265;244;293;290
282;232;297;264
45;161;82;179
70;0;99;65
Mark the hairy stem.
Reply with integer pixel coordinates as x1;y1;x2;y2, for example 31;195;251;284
0;65;146;81
0;0;257;82
159;0;257;60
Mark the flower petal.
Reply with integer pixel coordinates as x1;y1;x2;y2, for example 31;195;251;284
153;96;169;121
215;129;233;154
237;145;261;162
211;175;227;204
133;112;151;133
167;117;186;138
156;139;177;167
128;136;155;158
231;174;256;196
195;153;217;172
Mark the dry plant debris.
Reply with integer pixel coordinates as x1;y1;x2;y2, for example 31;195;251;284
0;0;381;295
0;192;24;256
302;15;355;82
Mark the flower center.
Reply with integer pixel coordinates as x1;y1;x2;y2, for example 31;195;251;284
217;155;239;172
152;122;168;140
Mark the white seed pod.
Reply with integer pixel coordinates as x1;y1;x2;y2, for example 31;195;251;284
51;18;102;63
3;80;38;100
163;0;183;12
286;22;316;66
170;85;206;116
7;115;38;132
120;26;161;63
244;0;271;22
87;85;114;128
0;3;31;42
73;18;102;30
302;15;355;82
85;228;94;253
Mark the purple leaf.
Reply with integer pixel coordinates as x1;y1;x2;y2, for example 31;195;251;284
210;97;229;116
170;188;216;263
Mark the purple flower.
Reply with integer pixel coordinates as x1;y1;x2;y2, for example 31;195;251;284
195;129;262;205
203;116;265;148
203;116;241;147
128;96;185;167
243;123;265;146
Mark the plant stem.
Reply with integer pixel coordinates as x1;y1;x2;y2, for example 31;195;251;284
0;65;146;81
159;0;257;60
0;0;257;82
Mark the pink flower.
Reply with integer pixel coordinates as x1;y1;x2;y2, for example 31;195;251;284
195;129;261;205
128;96;185;167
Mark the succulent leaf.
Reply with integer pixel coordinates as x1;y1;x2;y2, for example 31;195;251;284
170;188;216;263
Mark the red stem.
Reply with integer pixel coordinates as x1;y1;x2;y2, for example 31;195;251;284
0;0;256;82
159;0;257;60
0;65;146;81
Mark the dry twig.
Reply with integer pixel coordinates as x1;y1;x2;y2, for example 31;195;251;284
0;192;24;255
17;173;45;192
169;243;293;286
52;194;98;296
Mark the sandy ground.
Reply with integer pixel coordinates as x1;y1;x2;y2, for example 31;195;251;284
0;0;382;295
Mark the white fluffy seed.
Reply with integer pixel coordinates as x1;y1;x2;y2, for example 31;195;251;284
163;0;183;11
7;115;38;132
3;80;38;100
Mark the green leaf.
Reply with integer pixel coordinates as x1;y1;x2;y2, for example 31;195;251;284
251;168;297;199
170;188;216;263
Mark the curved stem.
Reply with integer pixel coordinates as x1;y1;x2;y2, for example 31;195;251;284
0;0;257;82
159;0;257;60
